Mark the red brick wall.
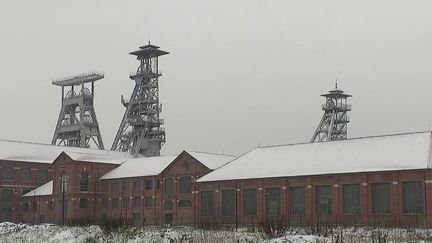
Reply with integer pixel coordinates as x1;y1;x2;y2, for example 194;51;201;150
197;169;432;227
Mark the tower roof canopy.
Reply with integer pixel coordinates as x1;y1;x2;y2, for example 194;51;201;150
321;88;351;98
52;72;104;86
129;43;169;58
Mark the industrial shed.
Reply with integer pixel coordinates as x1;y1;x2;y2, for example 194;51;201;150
196;131;432;227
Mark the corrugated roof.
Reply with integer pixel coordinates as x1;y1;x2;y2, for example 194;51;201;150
22;180;53;197
0;139;131;164
198;131;432;182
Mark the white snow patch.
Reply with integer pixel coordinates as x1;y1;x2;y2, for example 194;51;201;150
22;180;53;197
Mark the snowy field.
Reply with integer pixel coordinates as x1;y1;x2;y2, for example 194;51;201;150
1;222;432;243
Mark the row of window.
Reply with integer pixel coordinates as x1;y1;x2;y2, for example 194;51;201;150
0;167;49;184
99;197;193;210
201;181;424;217
101;176;193;194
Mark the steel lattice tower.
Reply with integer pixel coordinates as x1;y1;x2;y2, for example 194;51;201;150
310;83;351;142
52;72;105;149
111;43;168;156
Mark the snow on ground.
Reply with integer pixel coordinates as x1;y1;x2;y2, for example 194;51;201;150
1;223;432;243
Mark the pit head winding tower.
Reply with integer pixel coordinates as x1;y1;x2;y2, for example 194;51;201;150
311;83;351;142
52;72;105;149
111;43;168;156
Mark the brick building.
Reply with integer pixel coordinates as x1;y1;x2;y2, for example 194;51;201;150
3;131;432;228
196;131;432;227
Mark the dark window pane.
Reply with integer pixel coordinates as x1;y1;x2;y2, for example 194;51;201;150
123;181;130;193
265;188;281;217
37;169;48;185
222;190;235;216
290;186;305;215
80;172;89;191
1;189;13;202
22;203;29;212
179;176;192;193
403;181;423;214
145;180;152;190
101;199;108;209
133;213;141;225
134;197;141;209
112;198;119;209
164;201;173;210
134;179;141;192
112;181;119;192
243;189;257;216
372;183;391;214
123;198;129;209
164;177;173;194
101;181;108;192
100;214;108;222
79;198;87;209
316;185;332;215
20;168;31;182
145;197;153;208
343;184;360;214
201;191;214;217
0;208;12;221
1;167;13;180
178;200;192;208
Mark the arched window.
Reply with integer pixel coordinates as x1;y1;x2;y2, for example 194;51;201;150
80;171;89;191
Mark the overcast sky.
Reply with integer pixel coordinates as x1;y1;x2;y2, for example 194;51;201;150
1;0;432;156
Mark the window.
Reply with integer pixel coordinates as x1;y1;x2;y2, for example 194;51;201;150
343;184;360;214
48;201;53;211
101;181;108;192
179;176;192;193
157;180;160;190
112;198;119;209
144;197;153;208
290;186;305;215
243;189;257;216
20;168;31;182
100;214;108;222
164;201;173;210
101;199;108;209
145;180;152;190
178;200;192;208
79;198;88;209
22;203;29;212
372;183;391;214
222;190;235;216
80;172;89;192
133;178;141;192
265;188;281;217
133;213;141;225
164;177;173;193
112;181;119;193
1;189;13;202
201;191;214;217
316;185;332;215
123;198;129;209
123;181;130;193
1;167;13;180
39;215;46;223
37;169;48;184
0;208;12;221
403;181;423;214
134;197;141;209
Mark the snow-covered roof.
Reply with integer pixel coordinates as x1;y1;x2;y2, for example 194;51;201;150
0;139;131;164
187;151;236;170
198;131;432;182
100;155;177;180
100;151;236;180
22;180;53;197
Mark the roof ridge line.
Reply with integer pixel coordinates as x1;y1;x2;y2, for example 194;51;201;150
261;130;431;149
186;150;238;157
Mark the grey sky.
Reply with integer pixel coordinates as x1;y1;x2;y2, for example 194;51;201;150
1;0;432;156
